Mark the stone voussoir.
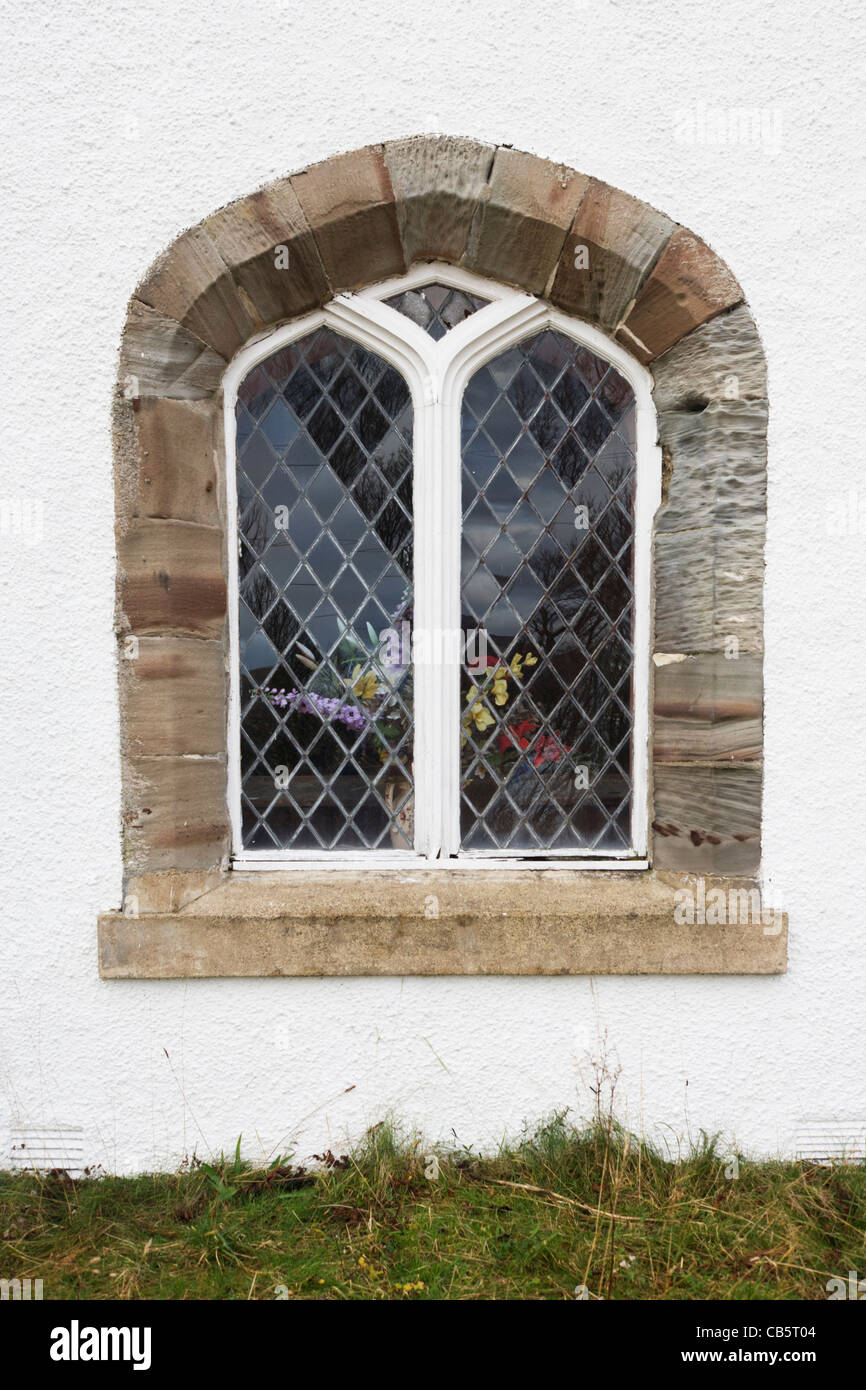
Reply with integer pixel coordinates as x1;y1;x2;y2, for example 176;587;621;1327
290;144;405;291
385;134;495;266
465;146;590;294
119;299;225;400
203;179;332;324
135;224;260;361
548;178;676;332
619;226;744;363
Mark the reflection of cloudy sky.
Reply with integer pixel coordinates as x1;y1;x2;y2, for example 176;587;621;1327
239;326;634;683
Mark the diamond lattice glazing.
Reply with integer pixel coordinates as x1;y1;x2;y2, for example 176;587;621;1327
459;330;636;853
235;329;415;852
384;282;490;340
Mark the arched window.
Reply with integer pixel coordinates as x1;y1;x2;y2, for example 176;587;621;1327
104;139;782;979
224;266;659;867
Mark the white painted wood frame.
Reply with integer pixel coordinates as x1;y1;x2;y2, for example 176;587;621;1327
223;265;661;870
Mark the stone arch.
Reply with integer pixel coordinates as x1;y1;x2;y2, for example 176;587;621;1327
113;137;767;893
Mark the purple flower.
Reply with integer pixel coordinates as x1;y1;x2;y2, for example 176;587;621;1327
262;686;368;732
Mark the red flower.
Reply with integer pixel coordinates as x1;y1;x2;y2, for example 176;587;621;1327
532;733;570;767
498;719;538;753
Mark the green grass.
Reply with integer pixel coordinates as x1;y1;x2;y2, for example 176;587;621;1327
1;1115;864;1300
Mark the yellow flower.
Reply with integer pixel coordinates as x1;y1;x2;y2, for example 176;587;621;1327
466;700;494;733
509;652;538;678
351;665;380;700
492;676;509;706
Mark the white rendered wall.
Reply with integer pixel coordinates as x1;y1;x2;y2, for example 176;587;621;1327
1;0;864;1171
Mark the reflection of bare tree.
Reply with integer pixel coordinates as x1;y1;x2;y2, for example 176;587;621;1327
574;535;609;589
374;367;411;420
527;599;565;650
551;435;588;488
523;547;577;647
577;604;610;656
352;448;413;569
601;458;631;494
526;545;562;592
263;601;299;654
553;373;589;424
531;402;564;454
520;540;615;665
238;492;272;580
238;493;301;657
508;369;541;419
243;568;275;618
598;501;631;557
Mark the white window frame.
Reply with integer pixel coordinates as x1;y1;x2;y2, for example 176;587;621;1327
223;264;661;871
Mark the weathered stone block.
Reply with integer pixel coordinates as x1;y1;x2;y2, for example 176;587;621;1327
121;870;227;916
657;400;767;532
654;531;763;656
204;180;331;323
652;764;761;875
136;226;259;360
98;868;786;976
385;134;494;266
119;520;226;637
291;145;405;290
133;398;220;526
619;227;744;362
549;179;675;330
123;756;229;873
654;528;715;652
651;303;767;409
653;401;766;654
653;654;762;763
121;636;226;756
465;147;589;293
119;300;225;400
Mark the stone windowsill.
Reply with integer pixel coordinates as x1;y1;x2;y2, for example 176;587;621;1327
98;869;787;978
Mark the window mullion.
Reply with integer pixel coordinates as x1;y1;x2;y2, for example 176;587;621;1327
413;372;462;862
438;395;463;859
412;387;442;860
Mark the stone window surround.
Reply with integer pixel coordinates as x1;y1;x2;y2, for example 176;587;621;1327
99;136;784;978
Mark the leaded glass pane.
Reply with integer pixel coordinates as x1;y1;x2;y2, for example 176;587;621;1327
384;282;490;339
236;329;414;852
460;330;636;853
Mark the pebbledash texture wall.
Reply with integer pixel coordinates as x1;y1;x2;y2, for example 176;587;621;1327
100;137;782;980
3;2;865;1173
